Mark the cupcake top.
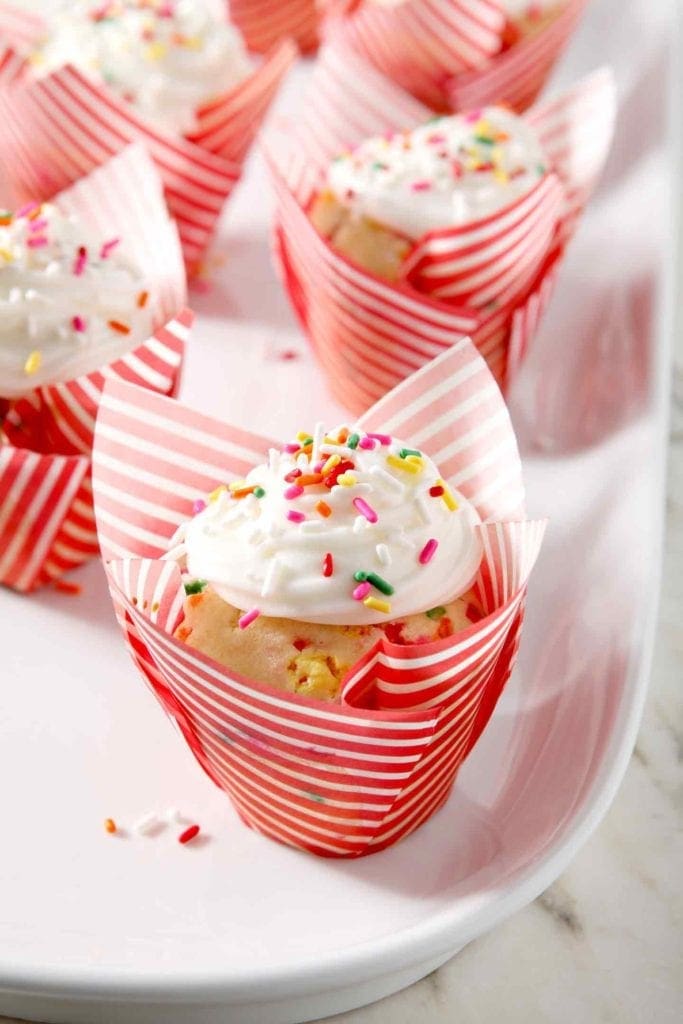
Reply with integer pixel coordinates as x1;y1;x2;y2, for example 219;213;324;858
30;0;251;137
325;107;548;240
0;203;155;397
501;1;561;19
179;426;483;625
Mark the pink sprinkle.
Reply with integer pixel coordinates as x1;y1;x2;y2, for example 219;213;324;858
313;460;324;472
353;497;378;524
283;442;300;453
238;608;260;629
99;237;120;259
358;436;376;450
465;109;482;123
411;180;432;192
419;539;439;565
71;315;86;332
284;484;304;499
367;432;391;445
16;201;38;218
26;236;48;248
427;132;446;145
352;581;371;601
73;246;87;275
287;510;305;523
28;217;48;233
284;468;302;482
192;499;206;514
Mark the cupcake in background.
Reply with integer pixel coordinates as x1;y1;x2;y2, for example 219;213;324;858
229;0;321;54
501;0;568;42
168;424;483;700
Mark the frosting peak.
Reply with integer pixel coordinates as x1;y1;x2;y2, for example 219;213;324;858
181;426;483;625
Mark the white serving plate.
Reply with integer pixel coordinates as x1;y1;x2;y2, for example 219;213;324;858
0;1;678;1021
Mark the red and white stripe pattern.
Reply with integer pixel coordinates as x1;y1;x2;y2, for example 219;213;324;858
92;344;545;856
447;0;592;114
0;148;190;591
229;0;321;54
265;66;614;409
0;14;295;273
323;0;506;111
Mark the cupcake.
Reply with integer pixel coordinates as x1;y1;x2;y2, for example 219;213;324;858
309;105;550;286
0;0;295;271
168;425;484;700
321;0;590;114
92;341;546;857
0;144;189;592
230;0;322;54
266;61;614;410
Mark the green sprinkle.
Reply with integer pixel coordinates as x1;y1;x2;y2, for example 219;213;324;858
474;134;494;145
253;486;266;498
354;570;368;582
366;572;394;596
347;432;360;449
537;164;546;175
302;791;325;803
427;115;443;123
184;579;207;595
426;606;447;620
302;436;314;446
399;448;421;459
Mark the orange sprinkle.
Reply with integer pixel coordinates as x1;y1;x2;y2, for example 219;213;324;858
337;427;349;443
104;818;117;834
27;204;43;220
231;484;257;499
0;213;12;225
298;473;323;486
315;500;332;518
137;290;149;308
108;320;131;335
52;579;82;595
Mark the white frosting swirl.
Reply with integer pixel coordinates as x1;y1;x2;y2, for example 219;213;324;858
326;107;548;240
0;203;155;397
31;0;252;137
183;427;483;625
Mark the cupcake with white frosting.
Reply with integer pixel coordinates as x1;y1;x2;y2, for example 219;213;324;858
309;105;549;282
501;1;568;41
170;424;483;700
29;0;251;137
0;202;156;398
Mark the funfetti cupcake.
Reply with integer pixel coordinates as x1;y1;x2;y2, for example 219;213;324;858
0;1;296;273
0;144;190;593
321;0;591;114
92;341;546;858
265;55;615;411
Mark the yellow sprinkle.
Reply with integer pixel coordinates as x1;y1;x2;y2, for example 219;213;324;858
387;454;421;475
363;596;391;615
209;485;228;502
337;472;356;487
404;454;423;468
322;454;341;474
228;480;248;492
475;118;491;135
0;248;13;262
436;478;458;511
24;350;42;375
28;52;45;67
493;169;509;184
296;430;312;442
181;35;202;50
145;41;168;61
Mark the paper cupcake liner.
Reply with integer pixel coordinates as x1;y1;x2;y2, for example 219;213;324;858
0;4;296;273
447;0;592;114
265;64;614;410
229;0;321;54
92;342;545;857
322;0;589;113
0;145;191;592
322;0;506;111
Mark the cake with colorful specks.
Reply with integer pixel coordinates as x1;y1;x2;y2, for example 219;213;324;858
0;202;156;398
29;0;251;137
169;425;484;700
309;105;548;282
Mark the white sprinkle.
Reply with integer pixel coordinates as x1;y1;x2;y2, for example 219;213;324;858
320;443;355;459
311;421;325;463
268;448;279;472
163;542;187;565
165;807;185;823
247;528;265;546
261;557;285;597
296;452;309;469
167;521;187;549
415;495;432;524
241;493;260;519
353;515;371;533
134;812;164;837
369;465;406;496
376;543;391;566
395;531;416;550
300;519;328;533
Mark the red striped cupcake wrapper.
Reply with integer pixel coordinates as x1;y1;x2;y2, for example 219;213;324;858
92;342;546;858
265;61;614;410
229;0;321;54
0;3;296;273
322;0;590;113
0;145;192;592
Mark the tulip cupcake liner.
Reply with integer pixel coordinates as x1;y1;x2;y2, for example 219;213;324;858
229;0;321;54
322;0;590;114
0;145;192;592
264;55;614;411
0;3;296;273
91;341;545;858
